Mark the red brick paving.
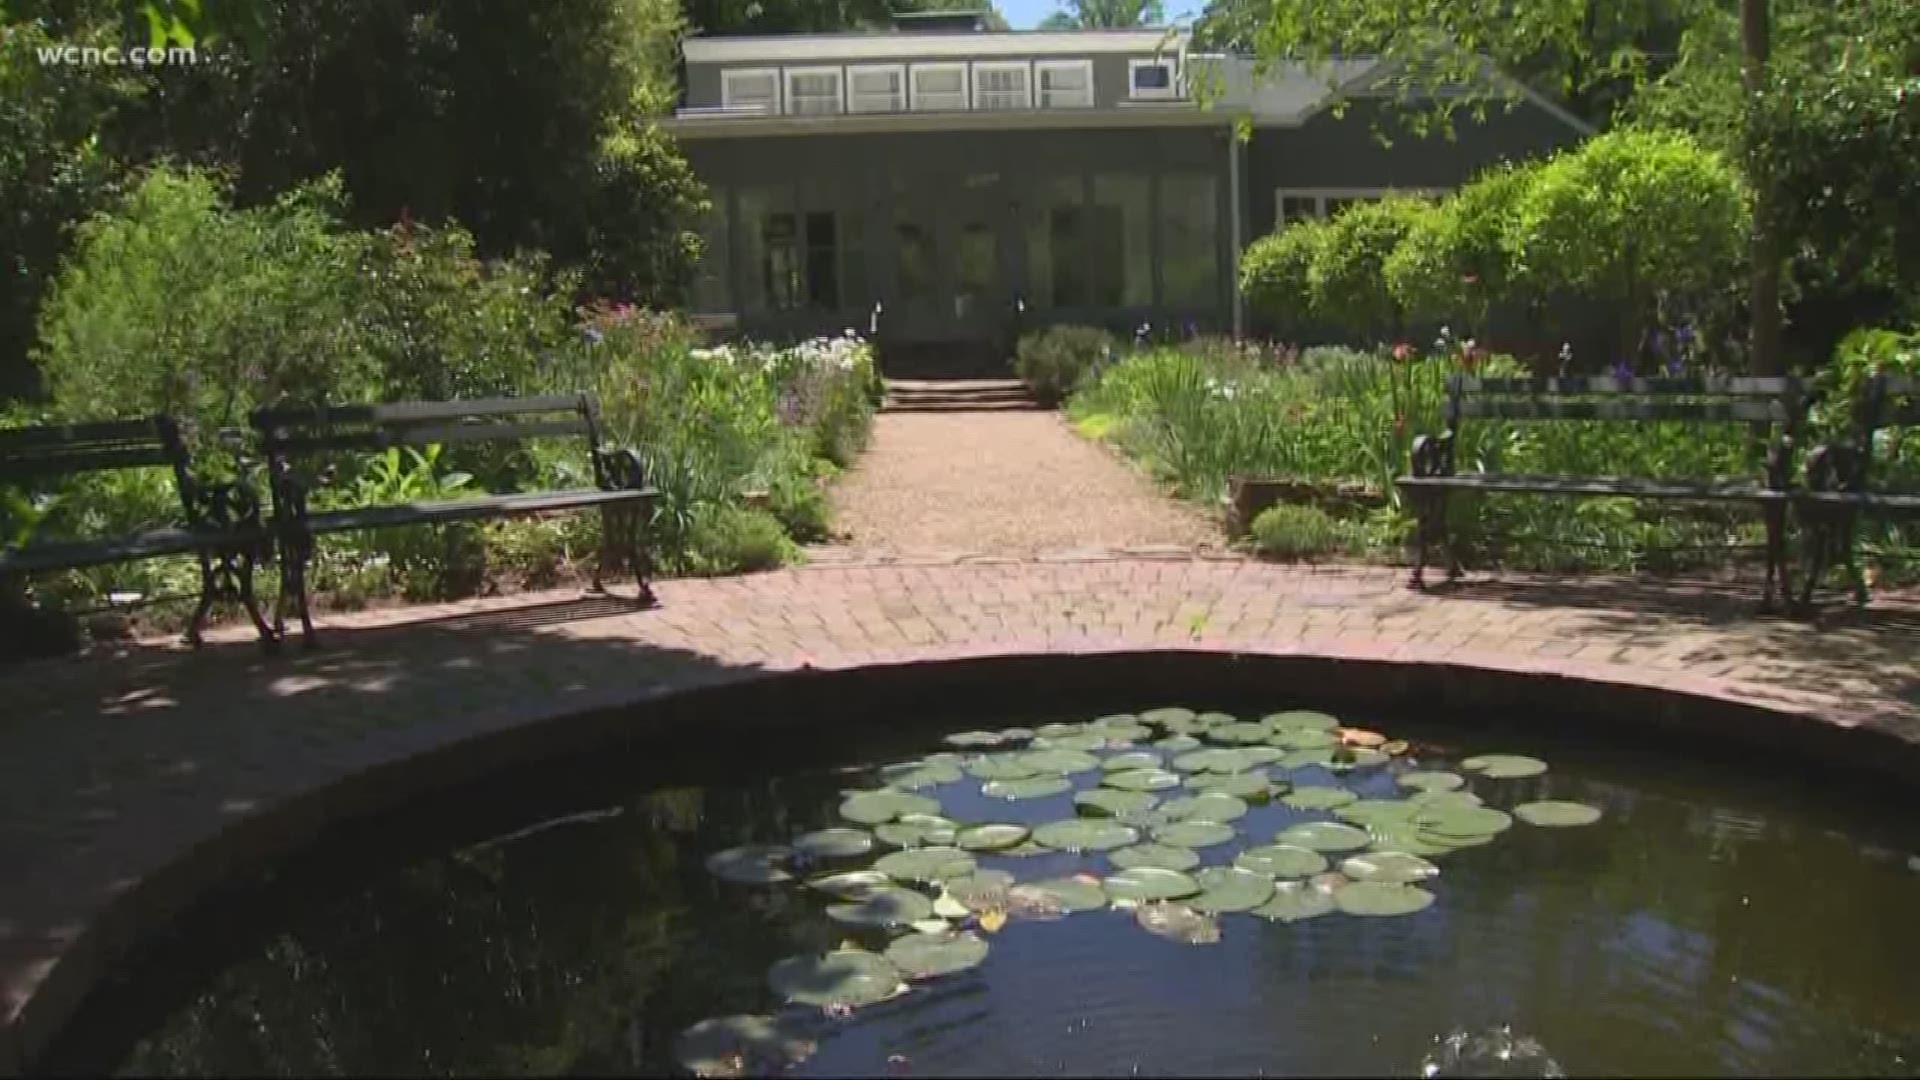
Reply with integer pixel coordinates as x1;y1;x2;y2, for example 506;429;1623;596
1;555;1917;1072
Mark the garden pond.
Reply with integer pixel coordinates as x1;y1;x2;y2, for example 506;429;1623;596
78;704;1920;1077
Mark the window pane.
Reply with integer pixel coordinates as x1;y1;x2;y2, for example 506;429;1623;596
1091;174;1152;308
1133;63;1172;90
1028;176;1085;309
736;187;779;311
1160;173;1218;309
1279;195;1321;225
804;211;838;309
764;212;802;308
1038;64;1091;107
841;207;869;310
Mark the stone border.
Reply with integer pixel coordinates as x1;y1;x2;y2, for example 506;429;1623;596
15;643;1920;1075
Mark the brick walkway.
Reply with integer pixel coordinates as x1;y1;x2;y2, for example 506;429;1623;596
3;556;1919;1072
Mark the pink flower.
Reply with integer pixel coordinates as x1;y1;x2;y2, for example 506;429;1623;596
1391;342;1414;362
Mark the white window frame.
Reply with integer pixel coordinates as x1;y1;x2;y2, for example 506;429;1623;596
783;65;845;116
720;67;780;114
971;61;1033;111
1274;186;1448;224
1034;59;1094;109
909;62;970;112
846;63;906;114
1128;57;1181;100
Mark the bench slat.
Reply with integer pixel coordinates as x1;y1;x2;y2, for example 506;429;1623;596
0;444;182;479
1792;490;1920;514
253;394;586;429
0;525;266;573
1458;399;1793;422
1454;376;1800;396
0;417;168;450
301;486;657;535
1396;473;1783;501
265;418;594;455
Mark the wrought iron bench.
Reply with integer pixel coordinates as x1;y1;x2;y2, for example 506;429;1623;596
251;394;659;645
1395;376;1807;609
1793;373;1919;611
0;415;276;646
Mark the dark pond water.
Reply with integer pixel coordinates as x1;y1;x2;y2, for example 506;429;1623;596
97;705;1920;1078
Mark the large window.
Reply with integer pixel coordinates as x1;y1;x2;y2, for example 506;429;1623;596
910;63;968;111
738;187;841;312
1090;174;1153;308
1160;173;1218;308
1275;187;1447;225
973;62;1031;110
847;65;905;113
1035;60;1093;108
721;69;779;113
785;67;843;116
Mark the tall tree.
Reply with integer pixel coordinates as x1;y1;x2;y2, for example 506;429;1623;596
1039;0;1166;30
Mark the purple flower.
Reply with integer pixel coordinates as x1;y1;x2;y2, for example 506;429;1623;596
1650;329;1672;360
1674;322;1696;347
1664;355;1685;378
1611;360;1635;382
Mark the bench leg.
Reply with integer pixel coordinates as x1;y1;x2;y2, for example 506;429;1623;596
1840;513;1869;607
1759;503;1787;613
1795;511;1832;615
589;509;615;595
185;553;219;648
273;534;317;647
235;547;278;647
1407;490;1446;591
628;505;657;606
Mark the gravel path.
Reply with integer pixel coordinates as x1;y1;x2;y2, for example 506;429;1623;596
828;404;1223;554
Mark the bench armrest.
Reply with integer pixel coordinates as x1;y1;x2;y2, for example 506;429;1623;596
594;447;650;491
1409;431;1456;478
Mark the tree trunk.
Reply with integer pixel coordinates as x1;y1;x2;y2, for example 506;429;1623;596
1742;0;1782;377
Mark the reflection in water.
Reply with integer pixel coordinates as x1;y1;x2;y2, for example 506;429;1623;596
110;712;1920;1078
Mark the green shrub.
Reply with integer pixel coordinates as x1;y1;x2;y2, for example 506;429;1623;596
1241;220;1329;336
1307;195;1436;343
681;504;797;576
1509;128;1748;364
1385;163;1536;333
1250;504;1364;562
1015;325;1119;404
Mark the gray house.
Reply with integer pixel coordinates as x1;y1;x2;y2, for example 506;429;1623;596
663;13;1590;365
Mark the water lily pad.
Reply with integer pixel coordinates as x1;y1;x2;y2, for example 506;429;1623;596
999;840;1053;858
1341;851;1440;884
1397;771;1466;793
1363;825;1458;858
1276;821;1373;853
1102;751;1164;772
1264;710;1341;731
675;1014;816;1078
965;754;1042;781
1407;789;1485;813
1251;880;1338;922
1021;748;1104;774
874;814;960;848
997;727;1035;742
1335;799;1419;826
885;931;990;980
1135;902;1222;944
1116;806;1179;830
1194;711;1240;727
1104;866;1202;902
1233;746;1288;767
982;776;1072;800
1514;801;1603;827
1035;722;1086;738
792;829;873;860
1282;785;1358;811
1151;820;1237;848
841;791;941;825
910;918;954;935
1109;842;1202;872
1416;806;1514;839
1034;733;1110;752
1462;753;1548;779
873;846;976;883
1140;707;1198;727
931;892;971;919
1382;739;1411;755
1210;721;1276;744
1235;844;1329;879
1187;771;1278;801
825;887;936;927
1090;713;1141;729
879;760;965;789
1155;735;1204;751
1278;747;1338;769
1189;866;1277;913
944;730;1004;748
1102;768;1182;792
1333;880;1436;917
1161;792;1249;823
1014;877;1108;913
1272;725;1341;751
767;949;906;1007
1033;819;1140;852
705;845;793;884
1324;747;1391;773
807;870;892;898
941;869;1016;910
1173;748;1249;774
1074;788;1160;817
956;824;1031;851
